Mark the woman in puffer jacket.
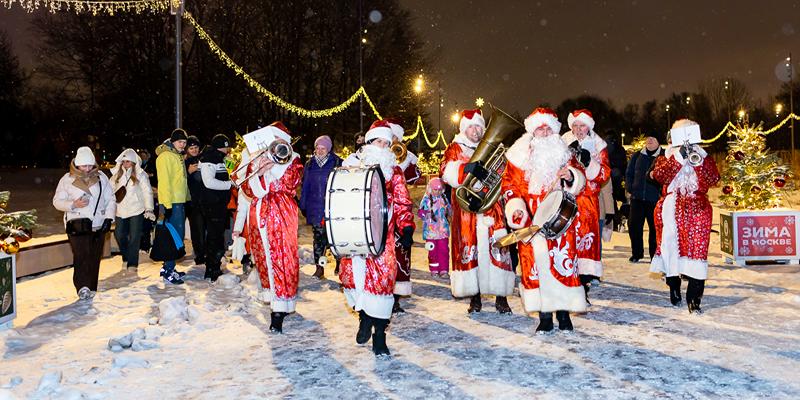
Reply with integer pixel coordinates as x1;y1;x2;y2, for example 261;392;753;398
52;146;116;300
110;149;155;270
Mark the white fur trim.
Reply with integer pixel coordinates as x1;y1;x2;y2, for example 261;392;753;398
482;216;495;226
365;126;394;143
460;113;486;134
492;228;508;240
247;174;270;199
519;236;587;313
476;213;515;296
254;199;297;313
442;160;464;188
577;258;603;278
564;166;586;195
505;133;533;168
585;159;601;181
342;153;361;167
345;256;395;319
388;122;405;140
450;268;479;297
505;197;529;229
393;280;412;296
524;112;561;135
567;111;595;130
398;151;417;170
268;153;299;181
649;191;708;280
452;133;479;150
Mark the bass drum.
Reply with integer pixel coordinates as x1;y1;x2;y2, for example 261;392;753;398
324;166;388;258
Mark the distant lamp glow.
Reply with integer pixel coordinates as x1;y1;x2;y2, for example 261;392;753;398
686;96;691;104
413;76;425;94
775;103;783;117
361;37;367;44
738;109;746;120
475;97;485;108
451;112;460;123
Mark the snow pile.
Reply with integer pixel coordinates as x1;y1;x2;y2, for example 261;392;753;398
108;327;159;353
157;296;188;325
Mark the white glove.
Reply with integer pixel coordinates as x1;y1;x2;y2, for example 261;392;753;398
144;210;156;221
229;236;246;261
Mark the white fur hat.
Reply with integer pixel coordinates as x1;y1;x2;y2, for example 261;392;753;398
74;146;96;166
671;118;698;129
387;120;405;141
524;107;561;135
567;109;595;130
459;109;486;135
266;121;292;143
365;119;395;143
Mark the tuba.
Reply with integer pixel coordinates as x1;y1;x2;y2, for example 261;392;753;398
391;139;408;164
455;105;525;213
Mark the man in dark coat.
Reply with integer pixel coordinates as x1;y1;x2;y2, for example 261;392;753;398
625;136;664;262
184;135;206;266
299;135;342;278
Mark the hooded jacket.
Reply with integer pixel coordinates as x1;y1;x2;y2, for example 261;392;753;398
155;140;189;208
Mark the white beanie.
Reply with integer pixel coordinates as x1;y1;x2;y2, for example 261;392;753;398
567;109;595;130
74;146;96;166
365;119;394;143
523;107;561;135
115;148;141;165
459;109;485;135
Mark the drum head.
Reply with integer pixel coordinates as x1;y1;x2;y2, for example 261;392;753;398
367;166;389;256
532;190;564;227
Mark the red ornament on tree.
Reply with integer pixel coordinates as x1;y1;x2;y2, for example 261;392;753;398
722;185;733;195
774;177;786;188
750;185;762;194
733;151;745;161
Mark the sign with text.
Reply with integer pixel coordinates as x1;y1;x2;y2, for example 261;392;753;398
736;214;796;257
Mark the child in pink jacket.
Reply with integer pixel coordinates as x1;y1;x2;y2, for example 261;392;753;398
418;178;451;278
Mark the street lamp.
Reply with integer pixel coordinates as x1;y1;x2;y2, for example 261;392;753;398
775;103;783;117
738;109;746;122
413;75;424;94
621;133;626;145
665;104;671;131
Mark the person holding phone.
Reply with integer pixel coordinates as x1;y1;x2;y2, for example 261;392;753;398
53;146;116;300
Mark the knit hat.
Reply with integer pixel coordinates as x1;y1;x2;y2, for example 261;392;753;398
314;135;333;152
364;119;394;143
74;146;97;166
459;109;485;134
115;148;141;165
524;107;561;135
170;128;188;142
211;134;231;149
186;135;201;149
428;177;443;191
567;109;595;130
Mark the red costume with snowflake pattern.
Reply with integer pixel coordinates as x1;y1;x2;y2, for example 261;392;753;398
650;147;719;279
240;157;303;313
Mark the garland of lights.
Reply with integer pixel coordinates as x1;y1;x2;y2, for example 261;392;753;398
183;11;382;120
1;0;170;15
701;113;800;144
403;115;448;148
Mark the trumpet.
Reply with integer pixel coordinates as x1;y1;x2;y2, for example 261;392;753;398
681;141;703;167
231;141;293;187
391;139;407;164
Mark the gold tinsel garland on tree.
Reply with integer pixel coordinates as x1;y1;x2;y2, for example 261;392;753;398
719;123;792;210
0;191;37;254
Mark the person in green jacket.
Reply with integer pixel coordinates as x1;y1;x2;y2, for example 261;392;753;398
155;129;190;284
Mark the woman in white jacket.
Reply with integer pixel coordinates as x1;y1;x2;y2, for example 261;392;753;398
111;149;155;270
52;146;116;300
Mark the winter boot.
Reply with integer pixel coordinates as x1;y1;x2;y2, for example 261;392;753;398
392;294;405;314
495;296;512;314
371;318;391;356
686;277;705;314
241;254;252;275
313;265;325;279
204;267;222;282
467;294;482;313
579;274;594;306
356;310;373;344
536;312;554;333
556;310;573;331
270;312;286;333
666;276;682;306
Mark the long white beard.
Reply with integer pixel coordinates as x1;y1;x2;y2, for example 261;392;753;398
523;134;570;195
361;144;396;179
668;149;699;196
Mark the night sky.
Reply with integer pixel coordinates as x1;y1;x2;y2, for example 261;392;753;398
3;0;800;118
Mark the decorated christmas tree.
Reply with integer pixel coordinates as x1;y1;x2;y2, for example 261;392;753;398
0;191;37;254
627;134;648;157
719;123;792;210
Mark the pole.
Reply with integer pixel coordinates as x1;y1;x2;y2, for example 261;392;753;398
437;81;442;133
790;52;795;166
358;0;364;134
173;1;184;130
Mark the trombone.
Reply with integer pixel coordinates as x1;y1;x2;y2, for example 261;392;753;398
231;141;293;187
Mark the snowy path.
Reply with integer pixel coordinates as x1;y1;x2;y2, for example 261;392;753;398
2;221;800;399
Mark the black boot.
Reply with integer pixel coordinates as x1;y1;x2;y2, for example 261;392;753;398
312;265;325;279
270;312;286;333
556;310;573;331
356;310;372;344
686;277;705;314
536;312;554;333
372;318;391;356
392;294;405;314
495;296;512;314
468;294;482;313
666;276;682;306
579;274;593;306
204;267;222;282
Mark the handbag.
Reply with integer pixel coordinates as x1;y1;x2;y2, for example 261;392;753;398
66;184;102;236
149;220;186;262
114;175;130;203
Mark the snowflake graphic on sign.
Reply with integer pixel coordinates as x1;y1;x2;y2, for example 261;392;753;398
785;216;795;226
746;218;755;226
740;246;751;256
787;247;794;254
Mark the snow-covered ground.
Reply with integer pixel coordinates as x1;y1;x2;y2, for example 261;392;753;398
1;174;800;399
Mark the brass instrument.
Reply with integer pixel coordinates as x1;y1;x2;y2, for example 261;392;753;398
455;105;525;213
391;139;408;164
682;141;703;167
231;141;294;187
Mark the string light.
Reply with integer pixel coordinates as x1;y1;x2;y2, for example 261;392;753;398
402;115;448;148
701;113;800;144
1;0;171;15
183;11;381;119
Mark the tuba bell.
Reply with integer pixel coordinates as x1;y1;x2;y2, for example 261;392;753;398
455;105;525;213
391;139;408;164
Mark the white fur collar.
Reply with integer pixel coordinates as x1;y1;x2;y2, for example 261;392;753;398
505;133;533;168
453;133;478;149
399;151;418;170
